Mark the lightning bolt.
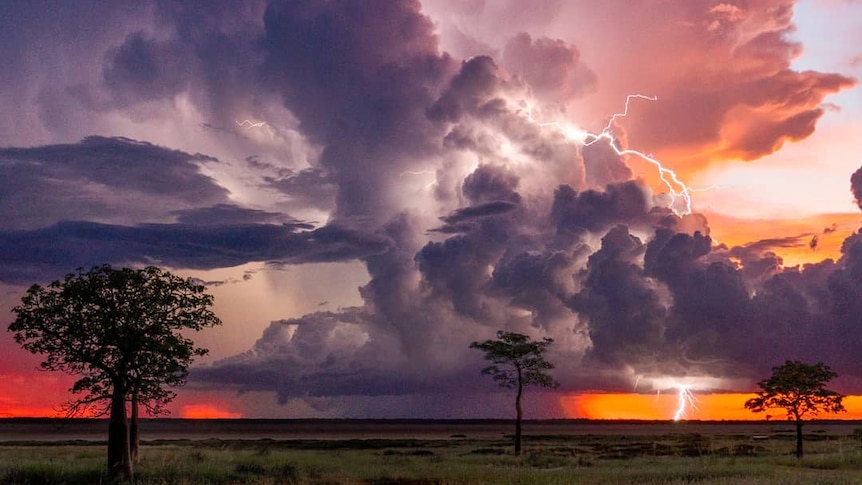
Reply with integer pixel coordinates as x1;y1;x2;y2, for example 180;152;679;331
524;95;708;215
592;94;658;138
673;385;698;421
236;119;268;128
399;170;436;177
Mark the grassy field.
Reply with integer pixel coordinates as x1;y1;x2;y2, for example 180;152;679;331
3;424;862;484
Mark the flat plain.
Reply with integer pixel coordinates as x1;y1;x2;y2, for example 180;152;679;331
3;419;862;484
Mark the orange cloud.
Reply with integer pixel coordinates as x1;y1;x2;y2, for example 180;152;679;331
565;1;858;185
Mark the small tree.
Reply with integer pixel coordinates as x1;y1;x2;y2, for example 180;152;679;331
470;331;558;454
9;265;221;481
745;360;845;458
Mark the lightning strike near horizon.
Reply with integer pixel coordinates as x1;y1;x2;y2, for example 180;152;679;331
524;95;703;215
673;385;698;421
648;376;721;421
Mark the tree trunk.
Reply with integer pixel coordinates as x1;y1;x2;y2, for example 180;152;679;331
795;419;804;459
515;374;523;455
107;382;133;481
130;392;139;463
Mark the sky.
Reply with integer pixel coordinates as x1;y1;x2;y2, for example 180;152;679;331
1;0;862;420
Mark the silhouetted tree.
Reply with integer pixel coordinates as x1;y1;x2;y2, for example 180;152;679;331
9;265;221;481
470;331;558;454
745;360;845;458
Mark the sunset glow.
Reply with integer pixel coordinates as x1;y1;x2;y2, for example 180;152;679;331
705;212;861;267
564;393;862;421
0;405;61;419
181;404;242;419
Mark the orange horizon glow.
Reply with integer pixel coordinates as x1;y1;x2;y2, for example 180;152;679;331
564;393;862;421
8;392;862;421
0;406;64;418
0;403;243;419
180;404;242;419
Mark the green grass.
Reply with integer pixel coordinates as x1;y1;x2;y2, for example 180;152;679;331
3;432;862;484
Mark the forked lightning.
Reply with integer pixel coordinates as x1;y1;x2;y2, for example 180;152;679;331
525;94;706;215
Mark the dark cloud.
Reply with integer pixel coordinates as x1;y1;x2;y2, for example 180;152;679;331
728;234;811;263
96;0;267;129
0;133;394;285
195;309;407;399
0;219;391;285
852;166;862;211
427;56;508;123
643;229;712;279
2;135;221;199
193;309;501;403
489;250;574;329
171;204;305;226
551;181;650;234
462;164;521;205
434;201;521;233
416;229;509;319
103;32;191;105
262;0;455;219
501;32;596;103
570;226;666;367
0;136;227;230
263;167;337;212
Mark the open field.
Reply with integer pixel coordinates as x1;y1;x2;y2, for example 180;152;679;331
3;419;862;484
4;418;862;442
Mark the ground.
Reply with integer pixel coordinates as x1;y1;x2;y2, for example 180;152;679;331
2;419;862;484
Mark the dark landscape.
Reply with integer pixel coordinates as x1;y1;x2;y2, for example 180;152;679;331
0;418;855;442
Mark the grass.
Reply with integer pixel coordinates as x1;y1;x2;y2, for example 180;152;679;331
3;430;862;484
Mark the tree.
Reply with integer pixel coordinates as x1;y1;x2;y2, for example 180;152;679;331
745;360;845;458
9;265;221;481
469;331;559;455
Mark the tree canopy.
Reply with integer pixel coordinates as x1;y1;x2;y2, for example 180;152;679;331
9;265;221;480
745;360;845;458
